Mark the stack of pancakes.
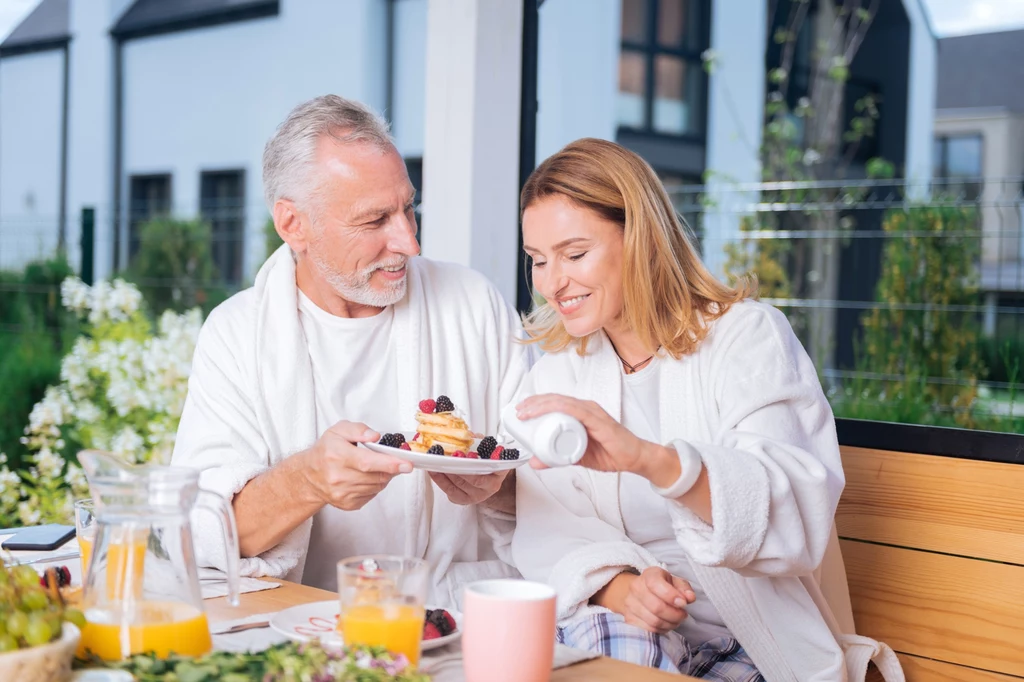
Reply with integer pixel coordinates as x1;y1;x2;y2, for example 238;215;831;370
409;411;477;454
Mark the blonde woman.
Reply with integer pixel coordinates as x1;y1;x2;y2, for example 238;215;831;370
508;139;902;681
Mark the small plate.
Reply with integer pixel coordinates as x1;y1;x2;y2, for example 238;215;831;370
364;432;531;475
269;600;461;651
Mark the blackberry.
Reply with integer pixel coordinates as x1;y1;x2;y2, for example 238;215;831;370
427;444;445;455
426;608;454;637
476;436;498;459
500;448;520;461
378;433;405;448
435;395;455;413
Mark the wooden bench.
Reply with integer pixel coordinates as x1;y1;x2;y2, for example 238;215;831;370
836;429;1024;681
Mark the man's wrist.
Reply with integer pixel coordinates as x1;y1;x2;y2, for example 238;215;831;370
289;448;326;508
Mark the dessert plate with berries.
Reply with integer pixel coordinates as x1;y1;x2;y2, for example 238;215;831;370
364;395;533;475
269;600;461;651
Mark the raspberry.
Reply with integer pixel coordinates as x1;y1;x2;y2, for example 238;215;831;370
419;399;436;414
423;622;442;640
440;609;457;633
435;395;455;412
452;450;466;458
500;448;520;461
412;432;420;441
476;436;498;459
399;443;411;450
378;433;404;448
466;451;479;459
427;444;445;455
426;608;456;637
492;445;505;460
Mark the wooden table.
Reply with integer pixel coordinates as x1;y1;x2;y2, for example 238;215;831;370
205;579;684;681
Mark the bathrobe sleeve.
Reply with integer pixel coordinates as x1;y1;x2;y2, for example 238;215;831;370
171;296;299;578
509;365;661;621
666;305;845;577
513;464;663;621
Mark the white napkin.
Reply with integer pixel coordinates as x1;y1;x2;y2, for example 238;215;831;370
199;567;282;599
210;612;289;653
419;642;600;680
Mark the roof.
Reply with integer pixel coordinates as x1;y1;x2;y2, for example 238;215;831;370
0;0;69;57
937;29;1024;113
112;0;279;40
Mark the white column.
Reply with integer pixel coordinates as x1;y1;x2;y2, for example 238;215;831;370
900;0;937;197
422;0;524;303
702;0;766;279
66;0;133;280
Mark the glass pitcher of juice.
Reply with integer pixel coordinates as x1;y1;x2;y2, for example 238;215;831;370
75;450;241;661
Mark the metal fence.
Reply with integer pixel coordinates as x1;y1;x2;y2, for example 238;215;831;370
0;178;1022;433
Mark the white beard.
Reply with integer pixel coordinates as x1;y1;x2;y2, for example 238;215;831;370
307;248;408;308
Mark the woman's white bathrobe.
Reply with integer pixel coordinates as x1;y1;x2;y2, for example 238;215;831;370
172;246;534;607
510;301;902;682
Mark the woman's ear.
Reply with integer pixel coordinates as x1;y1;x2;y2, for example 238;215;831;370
272;199;310;254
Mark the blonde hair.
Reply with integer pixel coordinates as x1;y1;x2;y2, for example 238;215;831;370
520;138;756;358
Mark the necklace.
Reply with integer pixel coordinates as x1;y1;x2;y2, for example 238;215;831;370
618;353;655;374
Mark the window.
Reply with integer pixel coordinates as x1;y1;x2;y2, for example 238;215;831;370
934;135;983;200
128;174;171;260
617;0;708;137
200;170;245;285
405;157;423;244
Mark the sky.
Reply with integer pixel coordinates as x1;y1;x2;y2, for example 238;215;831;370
1;0;1024;43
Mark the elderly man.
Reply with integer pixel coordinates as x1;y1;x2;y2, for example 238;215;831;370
171;95;533;606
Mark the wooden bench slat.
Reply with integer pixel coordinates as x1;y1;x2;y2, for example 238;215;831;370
837;446;1024;565
840;539;1024;677
897;653;1024;682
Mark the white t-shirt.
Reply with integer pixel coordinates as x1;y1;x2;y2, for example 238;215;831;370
618;358;731;645
296;291;407;591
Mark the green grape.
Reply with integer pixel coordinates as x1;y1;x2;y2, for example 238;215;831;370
24;615;53;647
6;611;28;638
0;634;16;652
13;565;39;587
21;589;49;612
64;608;86;629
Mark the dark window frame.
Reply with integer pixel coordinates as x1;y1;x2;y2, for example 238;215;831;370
933;133;984;200
128;172;173;262
199;168;246;286
617;0;711;143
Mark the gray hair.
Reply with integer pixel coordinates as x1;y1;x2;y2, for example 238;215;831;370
262;95;394;211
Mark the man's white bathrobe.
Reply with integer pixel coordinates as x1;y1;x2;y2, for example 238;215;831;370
510;301;903;682
172;246;534;607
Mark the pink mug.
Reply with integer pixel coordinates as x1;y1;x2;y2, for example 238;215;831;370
462;579;557;682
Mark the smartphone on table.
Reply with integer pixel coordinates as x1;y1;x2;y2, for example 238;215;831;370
1;524;76;551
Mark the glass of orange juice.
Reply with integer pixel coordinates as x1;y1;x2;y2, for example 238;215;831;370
337;556;429;666
74;498;96;578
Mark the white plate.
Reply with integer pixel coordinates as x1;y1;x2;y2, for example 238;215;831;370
364;432;531;475
269;600;461;651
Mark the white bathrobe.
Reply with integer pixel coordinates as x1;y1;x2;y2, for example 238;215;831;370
172;246;534;607
510;301;903;682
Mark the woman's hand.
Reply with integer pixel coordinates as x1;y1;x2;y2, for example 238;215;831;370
592;568;696;635
515;394;678;482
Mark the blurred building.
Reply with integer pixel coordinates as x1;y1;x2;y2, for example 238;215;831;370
0;0;935;304
934;28;1024;335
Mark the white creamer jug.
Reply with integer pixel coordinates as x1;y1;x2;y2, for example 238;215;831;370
500;402;587;467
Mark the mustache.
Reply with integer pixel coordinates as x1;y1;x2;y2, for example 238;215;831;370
364;257;408;275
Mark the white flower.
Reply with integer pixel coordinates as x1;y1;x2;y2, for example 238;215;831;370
797;96;810;110
65;464;88;493
61;277;91;314
111;427;145;458
802;149;822;166
34;447;65;480
18;502;41;526
701;49;718;65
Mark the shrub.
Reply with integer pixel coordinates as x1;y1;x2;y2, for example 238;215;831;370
125;217;228;316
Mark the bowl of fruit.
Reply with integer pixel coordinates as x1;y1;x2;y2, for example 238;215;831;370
0;559;86;682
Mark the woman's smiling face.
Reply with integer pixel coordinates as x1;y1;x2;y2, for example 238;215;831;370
522;195;625;338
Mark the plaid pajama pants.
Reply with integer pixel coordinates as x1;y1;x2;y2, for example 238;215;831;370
557;612;764;681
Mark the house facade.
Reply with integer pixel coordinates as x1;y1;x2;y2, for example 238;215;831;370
0;0;936;306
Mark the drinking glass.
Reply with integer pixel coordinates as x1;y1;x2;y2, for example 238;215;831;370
337;555;429;666
74;498;96;578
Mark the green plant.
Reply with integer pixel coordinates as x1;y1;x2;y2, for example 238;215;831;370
833;206;987;428
125;217;227;316
0;278;202;527
0;256;79;470
265;215;284;261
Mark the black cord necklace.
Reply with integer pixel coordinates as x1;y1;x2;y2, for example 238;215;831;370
618;353;655;374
